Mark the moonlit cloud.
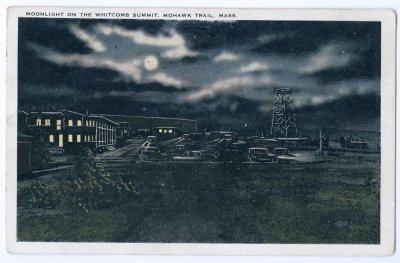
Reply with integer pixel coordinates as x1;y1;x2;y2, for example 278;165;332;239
186;75;274;102
258;104;273;113
69;24;106;52
24;18;380;131
149;72;185;88
239;62;269;73
213;52;240;63
19;18;381;132
162;46;198;59
256;33;287;44
31;44;143;81
299;43;357;75
96;24;198;59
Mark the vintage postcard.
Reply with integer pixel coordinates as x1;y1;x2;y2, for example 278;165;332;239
6;7;395;255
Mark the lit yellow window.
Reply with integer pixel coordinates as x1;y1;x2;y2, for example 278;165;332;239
164;129;168;133
68;134;73;142
86;120;89;126
77;120;82;126
84;135;87;142
159;129;163;133
68;120;73;126
56;120;62;130
49;135;54;143
168;129;173;134
77;134;81;143
36;118;41;126
45;119;51;126
56;120;61;131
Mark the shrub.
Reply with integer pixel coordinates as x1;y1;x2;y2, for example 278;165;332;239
18;147;138;212
31;137;51;170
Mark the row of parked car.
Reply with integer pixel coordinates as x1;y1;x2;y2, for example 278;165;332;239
138;135;295;163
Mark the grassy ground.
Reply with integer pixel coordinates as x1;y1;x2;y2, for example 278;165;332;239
17;153;380;244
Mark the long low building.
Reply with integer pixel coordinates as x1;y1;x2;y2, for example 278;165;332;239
18;110;198;150
21;110;118;150
96;114;198;133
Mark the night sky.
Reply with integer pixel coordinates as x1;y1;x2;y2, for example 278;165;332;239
18;18;381;132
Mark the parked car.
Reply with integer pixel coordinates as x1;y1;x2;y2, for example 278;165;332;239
147;136;156;143
170;144;186;156
273;147;290;156
183;150;202;157
104;146;115;151
247;147;278;163
200;144;221;160
273;147;298;162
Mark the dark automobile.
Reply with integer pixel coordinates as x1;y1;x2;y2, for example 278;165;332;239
273;147;298;162
200;144;221;160
273;147;290;156
247;147;278;163
170;144;186;156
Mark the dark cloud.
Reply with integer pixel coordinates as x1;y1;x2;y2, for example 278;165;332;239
18;18;381;132
251;21;380;55
296;93;380;131
18;18;93;54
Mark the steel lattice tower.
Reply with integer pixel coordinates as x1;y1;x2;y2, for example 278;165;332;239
270;88;297;138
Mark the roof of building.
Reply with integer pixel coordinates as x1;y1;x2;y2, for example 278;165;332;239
60;110;86;117
89;115;119;126
29;111;63;115
154;127;178;129
98;114;196;122
18;110;29;116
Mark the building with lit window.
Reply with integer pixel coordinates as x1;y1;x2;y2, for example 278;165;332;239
96;114;197;134
86;115;118;149
153;127;181;140
25;110;118;150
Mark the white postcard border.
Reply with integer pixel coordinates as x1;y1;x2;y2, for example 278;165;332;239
6;7;396;256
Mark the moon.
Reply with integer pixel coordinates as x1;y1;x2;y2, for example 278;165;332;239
143;55;159;71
